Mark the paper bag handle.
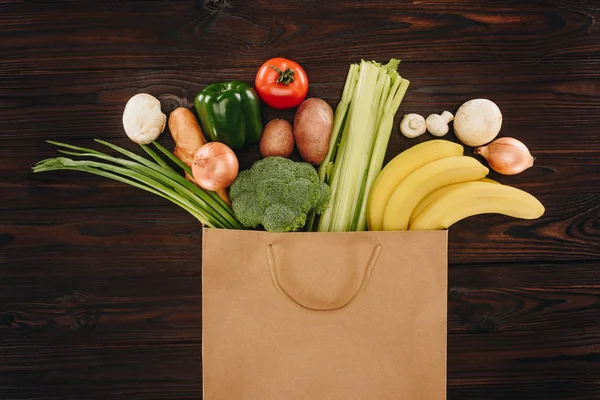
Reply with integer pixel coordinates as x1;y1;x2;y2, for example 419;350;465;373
266;243;382;312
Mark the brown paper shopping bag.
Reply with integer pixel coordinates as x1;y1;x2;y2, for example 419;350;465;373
202;228;448;400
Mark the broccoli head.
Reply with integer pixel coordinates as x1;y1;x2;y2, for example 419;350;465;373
229;157;331;232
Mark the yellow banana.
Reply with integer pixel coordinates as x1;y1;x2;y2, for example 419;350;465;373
367;140;463;231
411;177;499;223
382;156;489;230
409;181;545;230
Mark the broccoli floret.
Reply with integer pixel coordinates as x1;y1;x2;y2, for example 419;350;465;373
251;156;296;183
257;178;286;206
314;181;332;214
231;191;264;228
229;157;331;232
263;204;306;233
229;169;252;199
292;162;319;185
281;178;319;214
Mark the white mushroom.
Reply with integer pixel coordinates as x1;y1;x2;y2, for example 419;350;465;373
400;113;426;138
453;99;502;147
426;111;454;137
122;93;166;144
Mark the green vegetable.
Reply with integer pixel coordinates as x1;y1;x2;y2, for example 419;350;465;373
32;140;242;230
310;59;409;232
229;157;331;232
194;81;263;150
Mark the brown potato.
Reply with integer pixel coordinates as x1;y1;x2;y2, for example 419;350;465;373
293;98;333;165
260;119;294;158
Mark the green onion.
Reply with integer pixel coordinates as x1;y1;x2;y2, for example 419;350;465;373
33;140;241;229
313;59;410;232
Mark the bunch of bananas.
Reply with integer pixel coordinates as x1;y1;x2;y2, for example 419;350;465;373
367;140;545;231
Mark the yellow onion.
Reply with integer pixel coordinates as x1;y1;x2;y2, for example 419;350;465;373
474;137;534;175
192;142;238;191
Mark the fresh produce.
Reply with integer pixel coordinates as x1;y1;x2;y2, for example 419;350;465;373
410;177;499;223
33;61;545;235
260;119;294;158
382;156;489;231
313;59;410;232
192;142;239;191
229;157;330;232
194;81;263;150
426;111;454;137
122;93;166;144
32;140;241;229
474;137;535;175
255;57;309;109
454;99;502;147
400;114;426;138
293;98;334;165
169;107;231;205
367;140;464;231
409;181;545;230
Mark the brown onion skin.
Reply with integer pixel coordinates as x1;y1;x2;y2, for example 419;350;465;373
474;137;534;175
192;142;239;191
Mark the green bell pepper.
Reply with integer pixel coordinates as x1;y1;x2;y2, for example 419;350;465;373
194;81;263;150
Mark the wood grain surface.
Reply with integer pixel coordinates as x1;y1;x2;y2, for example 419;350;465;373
1;0;599;399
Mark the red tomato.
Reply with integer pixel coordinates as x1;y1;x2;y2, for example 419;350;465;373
255;57;309;110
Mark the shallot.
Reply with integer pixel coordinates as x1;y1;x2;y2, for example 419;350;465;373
474;137;534;175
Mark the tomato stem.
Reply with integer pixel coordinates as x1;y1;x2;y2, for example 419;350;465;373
269;65;295;85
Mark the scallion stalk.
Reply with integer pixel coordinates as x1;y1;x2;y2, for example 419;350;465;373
33;159;217;228
33;140;241;230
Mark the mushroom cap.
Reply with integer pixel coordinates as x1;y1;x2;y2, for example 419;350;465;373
426;114;449;137
400;113;426;138
454;99;502;147
122;93;166;144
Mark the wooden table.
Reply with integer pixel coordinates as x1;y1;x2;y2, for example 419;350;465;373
2;1;599;398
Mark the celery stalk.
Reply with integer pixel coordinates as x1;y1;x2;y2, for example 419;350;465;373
356;78;410;230
328;61;382;232
318;64;360;183
306;64;359;232
314;58;409;232
315;118;351;231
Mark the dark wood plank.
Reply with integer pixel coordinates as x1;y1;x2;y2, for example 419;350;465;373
0;275;201;348
1;331;598;399
447;191;600;264
1;258;599;348
5;138;599;210
448;384;600;400
1;206;203;277
3;59;600;141
449;268;600;333
1;339;598;399
2;0;600;75
2;189;599;266
448;328;600;391
0;344;202;400
1;320;599;399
